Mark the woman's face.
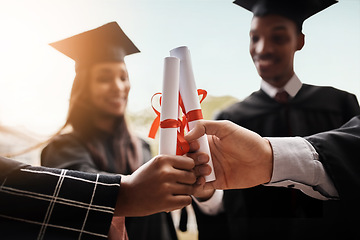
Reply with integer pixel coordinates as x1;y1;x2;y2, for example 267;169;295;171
89;61;130;117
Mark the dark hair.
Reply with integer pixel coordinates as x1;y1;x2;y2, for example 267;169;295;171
63;66;141;174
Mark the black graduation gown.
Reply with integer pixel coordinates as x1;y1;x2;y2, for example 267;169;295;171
194;84;360;240
41;132;178;240
306;116;360;238
306;115;360;214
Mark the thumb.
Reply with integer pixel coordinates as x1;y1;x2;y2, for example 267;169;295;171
185;120;207;142
185;120;224;142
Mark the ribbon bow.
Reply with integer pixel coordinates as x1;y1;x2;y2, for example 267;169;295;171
148;89;207;155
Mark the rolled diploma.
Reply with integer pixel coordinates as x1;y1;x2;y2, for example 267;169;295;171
170;46;216;182
159;57;180;155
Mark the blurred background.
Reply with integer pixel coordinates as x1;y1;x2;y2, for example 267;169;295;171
0;1;359;238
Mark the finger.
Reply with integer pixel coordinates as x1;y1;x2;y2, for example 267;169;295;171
185;120;223;142
193;164;212;178
184;120;207;142
192;181;206;197
195;176;206;185
173;169;197;184
170;155;195;170
171;183;195;195
188;152;209;166
188;140;200;152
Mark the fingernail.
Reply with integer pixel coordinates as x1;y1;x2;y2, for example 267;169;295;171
189;141;197;150
200;166;211;175
198;154;208;164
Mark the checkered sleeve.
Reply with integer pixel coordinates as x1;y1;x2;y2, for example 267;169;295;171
0;164;121;240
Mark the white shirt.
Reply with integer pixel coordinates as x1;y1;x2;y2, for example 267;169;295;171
264;137;339;200
260;73;303;98
261;74;338;199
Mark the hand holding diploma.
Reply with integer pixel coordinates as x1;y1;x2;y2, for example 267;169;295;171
149;46;216;183
187;120;273;190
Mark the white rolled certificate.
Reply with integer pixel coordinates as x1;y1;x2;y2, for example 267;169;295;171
159;57;180;155
170;46;216;182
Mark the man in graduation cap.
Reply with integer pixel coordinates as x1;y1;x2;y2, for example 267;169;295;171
192;0;360;239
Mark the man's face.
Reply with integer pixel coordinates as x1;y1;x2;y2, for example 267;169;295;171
249;15;304;88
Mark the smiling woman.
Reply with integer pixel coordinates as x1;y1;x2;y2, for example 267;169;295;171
40;21;179;240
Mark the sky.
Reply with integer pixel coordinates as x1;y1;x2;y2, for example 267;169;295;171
0;0;359;136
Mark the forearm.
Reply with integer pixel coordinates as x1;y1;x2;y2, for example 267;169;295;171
0;165;121;238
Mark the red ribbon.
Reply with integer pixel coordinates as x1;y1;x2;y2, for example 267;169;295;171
197;89;207;103
148;93;162;139
160;119;180;128
159;119;189;155
186;109;203;122
148;89;207;155
181;89;207;131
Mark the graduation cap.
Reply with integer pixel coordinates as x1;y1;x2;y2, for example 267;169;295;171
50;21;140;68
233;0;338;31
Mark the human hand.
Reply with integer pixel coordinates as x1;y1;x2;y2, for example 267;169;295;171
115;154;198;217
186;120;273;191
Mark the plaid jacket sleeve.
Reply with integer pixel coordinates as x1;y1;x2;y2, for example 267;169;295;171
0;157;121;240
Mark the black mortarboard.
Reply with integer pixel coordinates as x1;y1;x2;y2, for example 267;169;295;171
233;0;338;31
50;21;140;68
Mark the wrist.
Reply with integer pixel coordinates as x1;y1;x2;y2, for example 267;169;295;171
114;175;131;216
260;138;273;184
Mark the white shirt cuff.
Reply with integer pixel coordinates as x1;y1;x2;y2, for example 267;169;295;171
192;190;224;215
264;137;339;200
